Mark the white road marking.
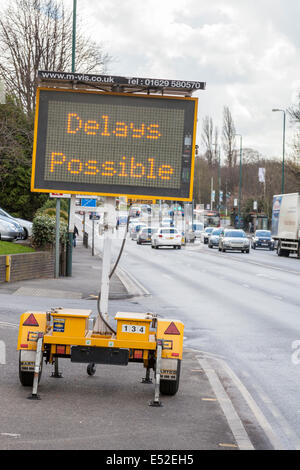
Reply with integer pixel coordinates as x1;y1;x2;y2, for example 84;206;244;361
197;357;254;450
215;357;286;450
0;321;18;329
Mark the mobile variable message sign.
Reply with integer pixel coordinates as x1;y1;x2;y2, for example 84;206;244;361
31;88;198;201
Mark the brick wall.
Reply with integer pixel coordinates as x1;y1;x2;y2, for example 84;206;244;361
0;251;55;283
0;256;5;283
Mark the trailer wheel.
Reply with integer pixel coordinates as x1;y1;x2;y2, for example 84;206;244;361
19;351;43;387
87;363;96;376
160;360;181;396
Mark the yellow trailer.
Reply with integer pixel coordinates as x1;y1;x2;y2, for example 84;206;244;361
17;308;184;406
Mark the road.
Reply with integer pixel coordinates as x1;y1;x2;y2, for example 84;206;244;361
1;213;300;450
103;226;300;450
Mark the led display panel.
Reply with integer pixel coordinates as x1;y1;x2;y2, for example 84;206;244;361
32;88;198;200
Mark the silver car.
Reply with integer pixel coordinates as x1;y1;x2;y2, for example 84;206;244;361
208;227;224;248
218;229;250;253
0;213;24;239
137;227;158;244
0;218;20;241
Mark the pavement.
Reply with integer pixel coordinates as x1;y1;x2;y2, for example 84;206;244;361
0;235;269;450
0;240;143;300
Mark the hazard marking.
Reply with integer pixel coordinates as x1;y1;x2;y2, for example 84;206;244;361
23;314;39;327
164;322;180;335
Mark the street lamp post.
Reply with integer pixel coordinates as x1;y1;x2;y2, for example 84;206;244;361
272;108;286;194
235;134;243;228
66;0;78;276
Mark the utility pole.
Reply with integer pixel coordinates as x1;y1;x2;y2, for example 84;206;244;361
272;108;286;194
235;134;243;228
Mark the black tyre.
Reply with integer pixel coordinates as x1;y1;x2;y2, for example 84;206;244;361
277;242;284;257
87;363;96;376
160;360;181;396
19;351;42;387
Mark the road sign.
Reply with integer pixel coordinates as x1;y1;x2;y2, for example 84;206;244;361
81;198;96;207
31;88;198;201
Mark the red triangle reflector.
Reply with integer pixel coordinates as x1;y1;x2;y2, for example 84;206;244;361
23;314;39;327
164;322;180;335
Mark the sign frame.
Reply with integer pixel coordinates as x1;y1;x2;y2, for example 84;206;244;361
31;87;198;202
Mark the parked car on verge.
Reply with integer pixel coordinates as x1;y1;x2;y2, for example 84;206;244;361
192;222;204;238
151;227;182;249
137;227;158;244
0;208;32;239
0;214;24;240
208;227;224;248
201;226;215;244
251;230;275;250
130;223;147;240
0;218;21;242
218;229;250;253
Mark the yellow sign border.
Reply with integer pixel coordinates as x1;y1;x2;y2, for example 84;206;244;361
31;87;198;202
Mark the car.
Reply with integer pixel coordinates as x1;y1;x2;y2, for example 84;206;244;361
151;227;182;249
181;228;196;245
129;206;141;217
0;218;21;241
0;208;30;239
192;222;204;238
161;217;174;226
201;226;215;244
0;214;24;239
251;230;275;250
218;229;250;253
137;227;158;244
140;204;151;214
208;227;224;248
129;223;147;240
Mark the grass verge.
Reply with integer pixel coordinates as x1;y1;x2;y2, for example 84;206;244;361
0;241;35;255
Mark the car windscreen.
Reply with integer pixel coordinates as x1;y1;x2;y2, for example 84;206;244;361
142;228;156;233
256;231;271;237
161;229;177;234
193;224;204;230
211;229;222;235
205;228;214;233
225;231;246;238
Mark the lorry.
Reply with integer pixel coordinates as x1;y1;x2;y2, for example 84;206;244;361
271;193;300;258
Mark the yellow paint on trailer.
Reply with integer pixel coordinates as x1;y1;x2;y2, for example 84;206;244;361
156;319;184;360
17;312;48;351
50;308;92;338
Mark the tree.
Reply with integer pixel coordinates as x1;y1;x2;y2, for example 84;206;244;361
0;0;112;115
201;116;214;166
222;106;236;168
0;97;47;219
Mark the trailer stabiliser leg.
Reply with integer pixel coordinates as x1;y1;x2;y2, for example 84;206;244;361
51;357;63;378
28;335;43;400
149;341;163;407
142;367;152;384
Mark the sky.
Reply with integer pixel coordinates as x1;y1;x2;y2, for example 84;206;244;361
63;0;300;161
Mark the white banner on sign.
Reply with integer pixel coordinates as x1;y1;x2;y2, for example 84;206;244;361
50;193;71;198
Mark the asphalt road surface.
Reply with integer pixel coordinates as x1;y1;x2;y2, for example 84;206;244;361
1;217;300;451
111;231;300;450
